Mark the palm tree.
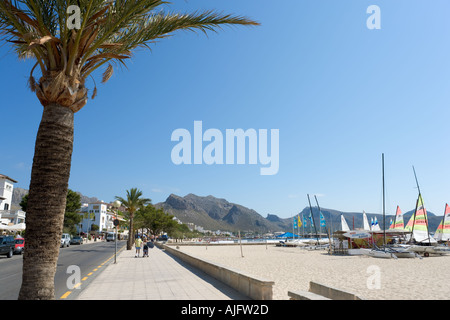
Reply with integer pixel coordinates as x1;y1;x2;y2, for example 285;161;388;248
115;188;151;250
0;0;258;300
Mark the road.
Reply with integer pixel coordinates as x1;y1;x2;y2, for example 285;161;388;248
0;240;126;300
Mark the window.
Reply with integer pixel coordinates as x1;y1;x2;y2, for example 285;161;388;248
4;203;9;210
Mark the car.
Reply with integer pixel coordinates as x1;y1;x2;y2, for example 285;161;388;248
14;237;25;254
70;236;83;245
0;235;15;258
157;234;169;242
60;233;71;247
106;232;116;242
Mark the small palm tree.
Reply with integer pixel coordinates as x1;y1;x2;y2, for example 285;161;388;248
115;188;151;250
0;0;258;300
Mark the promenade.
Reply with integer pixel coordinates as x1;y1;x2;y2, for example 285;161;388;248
75;242;249;300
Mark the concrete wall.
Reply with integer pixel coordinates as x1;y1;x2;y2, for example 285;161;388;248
160;243;274;300
309;281;363;300
288;281;364;300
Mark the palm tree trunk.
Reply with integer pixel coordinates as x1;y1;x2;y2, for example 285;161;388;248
127;213;134;250
18;103;74;300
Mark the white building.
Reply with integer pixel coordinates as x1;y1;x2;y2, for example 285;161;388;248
78;201;117;233
0;174;26;229
0;174;16;211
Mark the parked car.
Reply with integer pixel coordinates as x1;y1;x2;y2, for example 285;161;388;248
70;236;83;245
0;235;15;258
60;233;71;247
14;237;25;254
157;234;169;242
106;232;116;242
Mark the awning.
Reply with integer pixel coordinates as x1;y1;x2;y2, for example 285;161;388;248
0;223;25;231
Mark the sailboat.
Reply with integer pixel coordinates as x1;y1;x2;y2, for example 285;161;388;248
371;217;381;231
404;194;436;244
363;211;371;231
403;168;449;257
434;203;450;242
361;154;399;259
390;206;404;230
340;214;350;232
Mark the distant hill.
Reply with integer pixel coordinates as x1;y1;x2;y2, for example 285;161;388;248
156;193;444;234
154;193;292;233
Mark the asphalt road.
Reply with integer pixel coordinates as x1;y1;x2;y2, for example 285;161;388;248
0;240;126;300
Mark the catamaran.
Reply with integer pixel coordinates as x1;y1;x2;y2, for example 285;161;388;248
403;168;450;257
434;203;450;242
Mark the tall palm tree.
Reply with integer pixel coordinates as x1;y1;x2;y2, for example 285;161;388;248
0;0;258;300
115;188;151;250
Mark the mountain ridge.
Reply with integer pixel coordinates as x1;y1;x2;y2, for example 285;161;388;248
156;193;443;234
12;188;443;234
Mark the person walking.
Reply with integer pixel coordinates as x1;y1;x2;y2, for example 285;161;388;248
135;236;143;258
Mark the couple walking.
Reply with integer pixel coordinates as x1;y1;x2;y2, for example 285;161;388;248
135;235;155;258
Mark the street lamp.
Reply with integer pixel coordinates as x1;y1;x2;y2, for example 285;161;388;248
112;200;121;264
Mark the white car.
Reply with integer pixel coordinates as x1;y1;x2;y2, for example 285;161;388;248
60;233;71;248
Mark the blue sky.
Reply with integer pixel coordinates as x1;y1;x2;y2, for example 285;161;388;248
2;0;450;219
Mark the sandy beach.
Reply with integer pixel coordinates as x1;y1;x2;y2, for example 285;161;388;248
175;244;450;300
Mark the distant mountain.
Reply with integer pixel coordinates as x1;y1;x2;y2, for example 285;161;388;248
156;193;444;234
11;187;28;210
13;187;443;235
155;193;292;233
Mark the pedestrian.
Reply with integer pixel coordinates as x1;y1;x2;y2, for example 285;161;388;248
135;236;143;257
143;241;149;257
148;234;155;249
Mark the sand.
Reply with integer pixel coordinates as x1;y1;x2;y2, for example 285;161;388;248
176;244;450;300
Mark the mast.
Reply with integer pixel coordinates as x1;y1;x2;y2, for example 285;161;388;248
302;213;305;238
382;153;386;250
307;194;319;244
314;195;331;242
412;166;431;245
292;214;294;241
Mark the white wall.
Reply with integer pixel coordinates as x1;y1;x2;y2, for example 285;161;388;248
0;179;13;210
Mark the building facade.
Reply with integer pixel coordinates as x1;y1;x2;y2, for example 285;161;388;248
0;174;26;230
77;201;125;234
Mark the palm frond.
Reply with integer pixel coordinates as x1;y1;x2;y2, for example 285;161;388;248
0;0;259;109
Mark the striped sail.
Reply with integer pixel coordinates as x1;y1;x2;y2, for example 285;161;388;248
434;203;450;241
405;194;431;242
389;205;404;230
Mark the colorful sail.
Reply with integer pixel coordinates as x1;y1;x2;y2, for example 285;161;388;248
293;215;298;229
297;214;302;228
320;212;326;228
434;203;450;241
389;205;404;230
373;216;381;231
405;194;433;242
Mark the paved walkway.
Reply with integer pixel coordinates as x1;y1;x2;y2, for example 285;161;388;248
76;244;249;300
